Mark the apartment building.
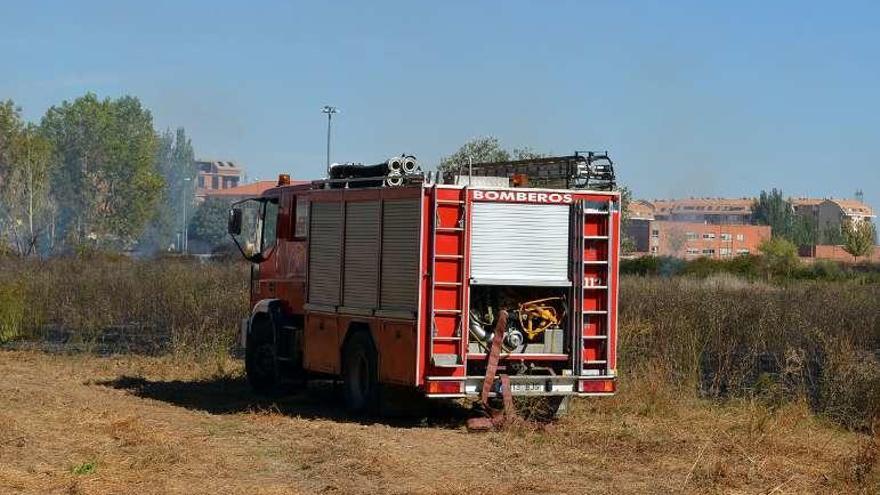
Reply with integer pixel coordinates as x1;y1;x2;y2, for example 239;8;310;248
650;198;754;225
791;197;876;243
195;160;243;200
641;221;770;258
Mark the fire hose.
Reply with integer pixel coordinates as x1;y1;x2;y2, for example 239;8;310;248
466;310;519;431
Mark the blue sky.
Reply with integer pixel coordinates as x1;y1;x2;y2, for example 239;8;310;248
2;1;878;209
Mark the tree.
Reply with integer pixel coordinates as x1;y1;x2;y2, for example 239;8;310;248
188;197;232;251
842;219;876;260
821;221;844;245
0;102;57;256
140;128;196;252
0;100;21;175
4;125;55;256
511;146;545;160
752;189;816;246
0;101;24;253
438;137;553;172
758;237;799;279
618;186;637;253
40;93;163;249
438;136;511;171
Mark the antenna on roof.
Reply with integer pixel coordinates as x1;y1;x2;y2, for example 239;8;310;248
855;189;864;203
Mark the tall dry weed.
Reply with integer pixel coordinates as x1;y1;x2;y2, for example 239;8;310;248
0;257;248;356
619;275;880;431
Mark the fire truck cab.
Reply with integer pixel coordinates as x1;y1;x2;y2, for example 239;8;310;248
228;154;620;414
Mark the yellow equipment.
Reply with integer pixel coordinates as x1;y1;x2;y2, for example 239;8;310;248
517;297;565;339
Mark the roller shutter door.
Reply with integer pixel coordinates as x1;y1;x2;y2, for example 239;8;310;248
308;202;343;306
470;202;570;286
343;201;380;310
380;199;421;313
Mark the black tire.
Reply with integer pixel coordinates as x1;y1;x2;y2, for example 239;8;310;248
245;320;278;394
341;332;379;415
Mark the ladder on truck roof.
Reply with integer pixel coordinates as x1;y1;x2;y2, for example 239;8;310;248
428;187;469;368
442;152;616;191
574;198;615;376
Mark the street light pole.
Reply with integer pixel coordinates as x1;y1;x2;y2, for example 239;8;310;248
182;177;192;253
321;105;338;177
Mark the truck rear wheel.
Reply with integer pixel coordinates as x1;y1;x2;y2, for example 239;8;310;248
246;321;278;394
342;332;379;415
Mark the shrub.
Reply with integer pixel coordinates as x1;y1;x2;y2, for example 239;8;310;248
0;256;248;355
0;281;25;343
618;276;880;430
758;237;799;279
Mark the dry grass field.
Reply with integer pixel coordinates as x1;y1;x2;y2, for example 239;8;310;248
1;350;877;495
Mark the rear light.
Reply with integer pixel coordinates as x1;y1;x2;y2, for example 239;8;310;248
426;381;463;394
579;379;615;393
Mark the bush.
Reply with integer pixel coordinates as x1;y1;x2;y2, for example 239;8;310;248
0;281;25;343
618;276;880;430
0;257;248;355
758;237;799;279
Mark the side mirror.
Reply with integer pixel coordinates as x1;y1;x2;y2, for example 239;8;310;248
228;208;242;236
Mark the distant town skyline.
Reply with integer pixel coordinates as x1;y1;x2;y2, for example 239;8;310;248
3;1;877;211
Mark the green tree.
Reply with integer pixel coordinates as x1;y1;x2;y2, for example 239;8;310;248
752;189;816;246
758;237;799;279
4;125;56;256
0;101;24;253
188;197;232;251
40;93;163;249
141;128;196;252
0;100;21;174
842;219;876;260
821;221;844;245
511;146;545;160
0;102;57;256
438;136;511;171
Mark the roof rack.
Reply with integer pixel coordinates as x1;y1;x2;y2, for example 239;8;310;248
440;151;616;190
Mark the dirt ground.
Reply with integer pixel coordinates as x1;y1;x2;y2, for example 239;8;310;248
0;350;875;495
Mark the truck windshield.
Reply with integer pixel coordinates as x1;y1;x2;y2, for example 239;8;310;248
229;197;279;262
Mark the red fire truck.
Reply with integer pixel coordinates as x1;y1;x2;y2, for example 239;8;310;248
227;153;620;415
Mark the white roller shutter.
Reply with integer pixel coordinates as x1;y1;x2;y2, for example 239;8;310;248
470;202;571;286
308;202;343;306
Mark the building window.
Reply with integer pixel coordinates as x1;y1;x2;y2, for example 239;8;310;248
212;176;219;189
651;229;659;239
198;176;205;188
720;247;732;256
686;232;698;240
720;233;732;241
686;247;700;255
702;248;715;256
703;232;716;240
736;234;744;241
736;248;750;255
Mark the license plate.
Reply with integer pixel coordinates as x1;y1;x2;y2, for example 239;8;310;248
509;382;544;393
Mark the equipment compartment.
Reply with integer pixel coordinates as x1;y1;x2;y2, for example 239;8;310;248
467;285;570;355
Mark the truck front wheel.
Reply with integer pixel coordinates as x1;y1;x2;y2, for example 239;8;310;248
342;332;379;415
246;321;277;394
